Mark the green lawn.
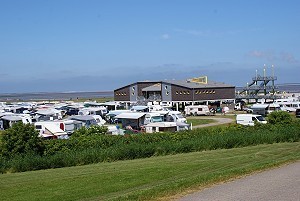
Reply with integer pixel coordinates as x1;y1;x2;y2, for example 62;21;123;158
186;118;216;126
0;142;299;201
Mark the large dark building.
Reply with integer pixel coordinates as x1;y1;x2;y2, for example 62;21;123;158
114;76;235;107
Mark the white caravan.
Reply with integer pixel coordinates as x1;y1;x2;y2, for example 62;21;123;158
184;105;210;116
276;101;300;112
144;122;177;133
0;114;32;130
166;111;187;123
35;120;82;136
148;104;169;115
251;103;280;116
78;107;108;117
236;114;267;126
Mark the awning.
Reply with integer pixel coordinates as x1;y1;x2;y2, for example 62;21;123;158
1;115;22;121
115;112;146;119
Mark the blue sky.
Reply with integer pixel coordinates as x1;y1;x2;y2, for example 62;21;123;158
0;0;299;93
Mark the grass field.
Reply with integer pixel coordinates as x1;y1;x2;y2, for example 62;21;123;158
186;118;216;126
0;142;299;201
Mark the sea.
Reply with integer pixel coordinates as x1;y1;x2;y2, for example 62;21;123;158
0;91;114;101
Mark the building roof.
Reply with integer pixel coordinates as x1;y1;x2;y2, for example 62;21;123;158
114;78;234;92
142;84;161;92
163;79;234;89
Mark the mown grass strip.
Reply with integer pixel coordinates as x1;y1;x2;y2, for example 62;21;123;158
0;142;299;201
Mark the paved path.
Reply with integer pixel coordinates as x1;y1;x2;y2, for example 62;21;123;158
191;116;234;129
178;162;300;201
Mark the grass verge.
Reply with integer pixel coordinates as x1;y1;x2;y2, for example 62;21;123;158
0;142;299;201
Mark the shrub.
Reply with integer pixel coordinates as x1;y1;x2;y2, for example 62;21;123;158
71;125;108;137
267;111;292;125
0;122;45;158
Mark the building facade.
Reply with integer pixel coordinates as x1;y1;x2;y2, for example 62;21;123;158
114;77;235;107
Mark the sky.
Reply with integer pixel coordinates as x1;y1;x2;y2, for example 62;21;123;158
0;0;299;93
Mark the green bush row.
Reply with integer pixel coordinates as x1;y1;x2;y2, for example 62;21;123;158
0;120;299;173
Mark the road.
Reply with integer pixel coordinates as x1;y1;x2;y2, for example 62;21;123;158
178;161;300;201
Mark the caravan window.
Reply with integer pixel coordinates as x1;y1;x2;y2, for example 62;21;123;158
198;108;203;111
35;125;42;129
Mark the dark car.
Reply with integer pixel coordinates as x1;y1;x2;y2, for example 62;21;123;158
296;109;300;118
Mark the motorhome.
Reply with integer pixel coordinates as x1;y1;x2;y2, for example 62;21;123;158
236;114;267;126
92;115;106;126
184;105;210;116
78;107;108;117
144;113;164;125
251;103;280;116
276;101;300;112
166;111;187;123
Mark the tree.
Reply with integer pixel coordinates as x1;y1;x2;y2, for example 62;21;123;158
0;122;45;158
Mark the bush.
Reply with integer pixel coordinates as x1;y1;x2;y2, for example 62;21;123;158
1;121;299;173
267;111;293;125
0;122;45;158
71;125;108;137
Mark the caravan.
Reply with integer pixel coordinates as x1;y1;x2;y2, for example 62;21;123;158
184;105;210;116
251;103;280;116
35;120;82;137
0;114;32;130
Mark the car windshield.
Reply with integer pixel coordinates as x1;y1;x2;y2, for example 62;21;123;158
176;114;184;118
256;116;265;121
152;116;163;122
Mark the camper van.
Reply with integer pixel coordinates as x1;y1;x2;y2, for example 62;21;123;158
166;111;187;123
236;114;267;126
184;105;210;116
78;107;108;117
144;113;164;125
